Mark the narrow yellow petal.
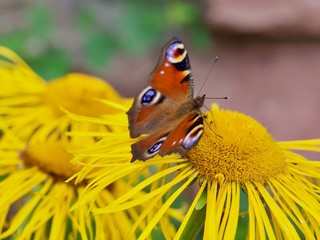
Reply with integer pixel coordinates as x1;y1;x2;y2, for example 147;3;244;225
224;182;240;239
246;183;267;240
268;181;316;239
138;172;197;240
256;182;300;239
0;175;52;238
279;139;320;151
126;193;164;238
92;165;192;213
203;181;218;239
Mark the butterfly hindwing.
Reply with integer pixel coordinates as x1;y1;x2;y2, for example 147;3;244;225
130;112;203;162
160;113;203;156
130;130;169;162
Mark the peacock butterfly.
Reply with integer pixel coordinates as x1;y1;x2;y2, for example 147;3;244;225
127;38;205;162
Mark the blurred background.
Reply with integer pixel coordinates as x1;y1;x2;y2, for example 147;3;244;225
1;0;319;142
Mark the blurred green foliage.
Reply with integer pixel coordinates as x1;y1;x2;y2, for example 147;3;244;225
0;1;211;80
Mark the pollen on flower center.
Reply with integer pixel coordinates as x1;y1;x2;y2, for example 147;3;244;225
187;106;287;183
20;140;80;180
45;73;123;117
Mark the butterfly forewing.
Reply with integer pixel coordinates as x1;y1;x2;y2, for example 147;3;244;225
150;38;194;98
127;38;204;162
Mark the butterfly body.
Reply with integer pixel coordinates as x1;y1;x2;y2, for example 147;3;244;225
127;38;205;162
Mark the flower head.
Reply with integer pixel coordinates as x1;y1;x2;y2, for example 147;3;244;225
0;132;142;239
188;107;287;183
0;46;155;239
72;101;320;239
0;46;128;142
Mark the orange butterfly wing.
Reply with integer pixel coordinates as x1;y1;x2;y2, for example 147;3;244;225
130;113;203;162
127;38;204;162
127;38;194;137
149;38;194;99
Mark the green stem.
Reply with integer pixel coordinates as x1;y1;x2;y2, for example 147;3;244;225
180;205;206;240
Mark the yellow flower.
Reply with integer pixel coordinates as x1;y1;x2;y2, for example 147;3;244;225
0;46;157;239
0;132;141;239
0;46;129;143
72;102;320;240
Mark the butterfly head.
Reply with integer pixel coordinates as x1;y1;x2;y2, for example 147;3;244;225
195;94;206;109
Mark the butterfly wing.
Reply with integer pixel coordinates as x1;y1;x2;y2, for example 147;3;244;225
127;38;204;162
149;38;194;99
130;112;203;162
127;38;194;138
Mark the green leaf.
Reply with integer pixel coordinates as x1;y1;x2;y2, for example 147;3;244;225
195;186;207;210
181;206;206;240
235;188;249;239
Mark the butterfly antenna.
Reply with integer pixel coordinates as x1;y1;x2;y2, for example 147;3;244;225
206;96;229;100
197;56;219;96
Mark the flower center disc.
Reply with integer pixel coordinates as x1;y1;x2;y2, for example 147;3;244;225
45;73;123;117
188;107;286;183
20;140;80;180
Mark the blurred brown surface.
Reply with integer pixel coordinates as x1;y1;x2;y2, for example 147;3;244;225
202;38;320;142
202;0;320;149
205;0;320;39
